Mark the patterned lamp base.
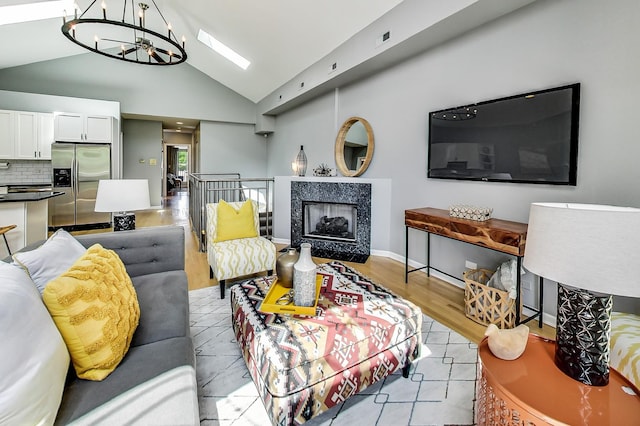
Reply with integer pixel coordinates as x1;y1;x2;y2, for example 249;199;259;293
114;213;136;231
554;283;613;386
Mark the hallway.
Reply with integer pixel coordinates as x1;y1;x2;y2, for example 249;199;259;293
136;189;213;290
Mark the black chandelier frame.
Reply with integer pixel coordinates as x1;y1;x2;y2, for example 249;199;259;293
61;0;187;66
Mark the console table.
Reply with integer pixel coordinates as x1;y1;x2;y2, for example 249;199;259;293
476;335;640;424
404;207;542;326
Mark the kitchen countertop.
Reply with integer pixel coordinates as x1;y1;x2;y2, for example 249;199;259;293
0;192;64;203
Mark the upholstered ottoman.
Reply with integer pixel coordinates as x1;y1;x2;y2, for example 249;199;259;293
230;261;422;425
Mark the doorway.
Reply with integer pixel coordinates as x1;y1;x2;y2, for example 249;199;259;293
164;142;191;197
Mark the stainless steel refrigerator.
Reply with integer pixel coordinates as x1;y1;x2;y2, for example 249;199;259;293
50;143;111;229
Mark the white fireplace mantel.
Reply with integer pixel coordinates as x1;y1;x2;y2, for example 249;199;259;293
273;176;392;254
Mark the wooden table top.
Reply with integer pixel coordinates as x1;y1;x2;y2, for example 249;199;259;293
405;207;528;256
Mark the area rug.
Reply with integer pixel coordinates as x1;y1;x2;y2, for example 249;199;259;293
190;285;478;426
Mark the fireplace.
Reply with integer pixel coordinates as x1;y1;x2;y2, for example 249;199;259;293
303;202;357;242
292;181;371;263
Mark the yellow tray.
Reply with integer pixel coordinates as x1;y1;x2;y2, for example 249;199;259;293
259;273;331;316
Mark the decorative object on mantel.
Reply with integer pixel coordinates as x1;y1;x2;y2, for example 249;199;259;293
293;243;316;306
61;1;187;66
484;323;529;360
449;204;493;221
312;163;336;177
276;248;299;288
524;202;640;386
292;145;307;177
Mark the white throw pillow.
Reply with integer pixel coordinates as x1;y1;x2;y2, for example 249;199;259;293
12;228;86;293
0;261;70;425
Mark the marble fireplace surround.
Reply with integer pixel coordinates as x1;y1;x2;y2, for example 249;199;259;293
291;180;371;262
273;176;392;259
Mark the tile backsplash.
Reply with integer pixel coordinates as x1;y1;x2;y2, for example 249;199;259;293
0;160;52;185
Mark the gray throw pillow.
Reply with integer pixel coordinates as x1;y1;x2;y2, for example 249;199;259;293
12;229;86;294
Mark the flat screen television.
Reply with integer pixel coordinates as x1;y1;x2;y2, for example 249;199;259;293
427;83;580;185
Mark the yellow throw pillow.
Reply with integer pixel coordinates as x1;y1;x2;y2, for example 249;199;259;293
43;244;140;381
214;200;258;242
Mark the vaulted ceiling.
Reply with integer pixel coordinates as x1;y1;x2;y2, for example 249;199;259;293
0;0;404;103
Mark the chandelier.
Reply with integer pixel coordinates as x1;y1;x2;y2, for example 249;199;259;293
61;1;187;65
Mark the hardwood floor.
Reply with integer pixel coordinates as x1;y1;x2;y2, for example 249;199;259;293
124;188;555;344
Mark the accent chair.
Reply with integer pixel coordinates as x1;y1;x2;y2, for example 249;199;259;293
206;200;276;298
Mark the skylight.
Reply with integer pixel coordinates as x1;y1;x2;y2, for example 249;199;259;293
0;0;75;26
197;29;250;70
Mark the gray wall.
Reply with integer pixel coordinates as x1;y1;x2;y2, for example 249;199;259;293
122;119;163;207
0;51;266;189
266;0;640;316
0;54;256;124
199;121;268;178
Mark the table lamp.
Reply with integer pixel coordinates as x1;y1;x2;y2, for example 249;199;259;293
523;202;640;386
95;179;151;231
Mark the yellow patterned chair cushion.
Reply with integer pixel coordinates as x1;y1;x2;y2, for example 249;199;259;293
611;312;640;390
43;244;140;381
206;201;276;296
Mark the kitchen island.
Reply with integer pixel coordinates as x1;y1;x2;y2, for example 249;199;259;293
0;191;63;257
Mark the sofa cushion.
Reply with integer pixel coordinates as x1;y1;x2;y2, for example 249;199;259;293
54;336;196;426
44;244;140;381
0;261;70;425
130;270;189;347
12;228;86;293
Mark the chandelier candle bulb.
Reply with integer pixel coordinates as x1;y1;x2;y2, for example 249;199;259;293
101;2;106;19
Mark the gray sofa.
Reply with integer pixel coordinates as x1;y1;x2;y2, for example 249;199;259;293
12;226;199;425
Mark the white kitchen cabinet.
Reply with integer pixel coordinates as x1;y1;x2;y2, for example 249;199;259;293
0;110;14;159
37;113;54;160
55;113;112;143
0;111;55;160
15;111;38;160
0;200;49;258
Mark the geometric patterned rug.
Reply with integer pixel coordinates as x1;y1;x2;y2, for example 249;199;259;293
190;286;478;426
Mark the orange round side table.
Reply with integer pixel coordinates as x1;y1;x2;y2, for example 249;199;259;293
476;334;640;425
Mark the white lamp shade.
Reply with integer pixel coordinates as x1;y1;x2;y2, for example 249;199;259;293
94;179;150;213
523;202;640;297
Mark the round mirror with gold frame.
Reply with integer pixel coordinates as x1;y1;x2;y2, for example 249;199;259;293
335;117;374;177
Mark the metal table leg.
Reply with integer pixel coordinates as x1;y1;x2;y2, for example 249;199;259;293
538;276;544;328
405;226;409;283
516;256;522;325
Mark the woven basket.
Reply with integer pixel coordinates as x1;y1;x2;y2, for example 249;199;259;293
463;268;516;329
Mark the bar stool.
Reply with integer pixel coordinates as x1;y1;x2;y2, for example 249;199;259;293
0;224;17;256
